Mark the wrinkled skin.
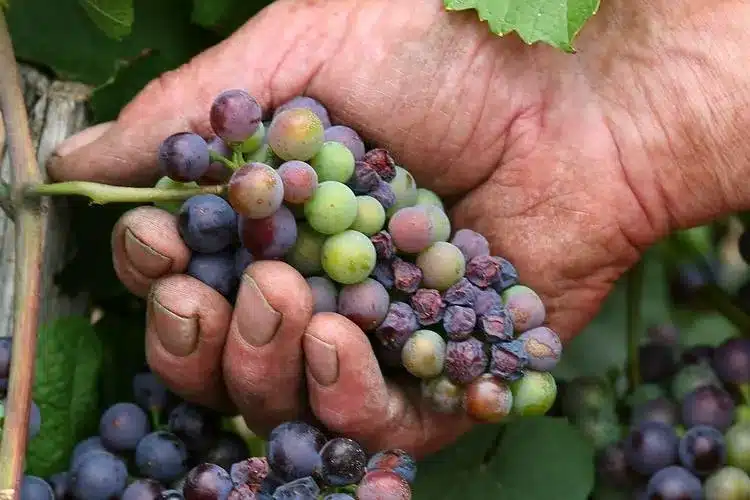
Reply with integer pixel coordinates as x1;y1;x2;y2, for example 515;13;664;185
48;0;750;458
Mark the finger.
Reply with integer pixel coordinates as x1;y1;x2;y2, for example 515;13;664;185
222;260;314;435
145;274;234;412
304;313;473;459
111;206;191;298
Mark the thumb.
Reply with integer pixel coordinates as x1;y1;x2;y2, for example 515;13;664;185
46;1;338;186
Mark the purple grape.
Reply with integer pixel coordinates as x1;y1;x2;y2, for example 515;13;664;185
122;478;165;500
624;421;679;475
178;194;238;254
0;337;11;381
712;337;750;384
490;257;520;293
442;305;476;341
489;340;528;381
370;260;395;289
187;249;240;299
639;342;677;383
678;425;726;476
646;323;680;346
318;437;367;486
388;207;435;254
227;484;255;499
200;431;250;471
337;278;390;331
210;89;262;143
478;308;514;343
392;258;423;294
374;302;419;352
274;96;331;129
349;161;380;194
99;402;150;452
70;451;128;499
324;126;365;161
158;132;210;182
234;248;254;277
204;136;233;184
501;285;546;333
632;397;679;427
135;432;189;483
167;402;221;455
450;229;490;262
47;472;70;500
272;476;320;499
238;205;298;259
596;442;636;488
356;470;411;500
681;385;735;431
645;466;702;500
443;278;477;307
362;149;396;182
307;276;338;314
516;326;563;371
681;345;715;366
369;180;396;210
366;449;417;484
267;421;326;482
70;436;106;471
133;372;169;416
465;255;504;288
473;288;502;316
443;337;488;385
277;161;318;205
21;476;54;500
370;231;395;260
230;457;269;488
228;163;285;219
410;289;445;326
183;463;233;500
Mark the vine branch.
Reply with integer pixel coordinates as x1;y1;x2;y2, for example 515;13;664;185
26;181;226;204
0;10;46;497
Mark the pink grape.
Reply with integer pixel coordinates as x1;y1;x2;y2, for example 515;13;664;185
228;163;284;219
277;161;318;204
388;206;434;254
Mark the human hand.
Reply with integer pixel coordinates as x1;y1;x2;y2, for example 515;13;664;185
47;0;750;457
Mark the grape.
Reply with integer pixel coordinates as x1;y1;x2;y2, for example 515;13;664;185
726;423;750;473
474;287;501;316
206;136;233;179
672;363;722;401
247;143;281;168
351;196;386;236
319;437;367;486
627;383;666;408
478;311;514;343
374;302;419;352
371;261;395;289
366;450;417;484
645;466;702;500
307;276;339;314
277;161;318;205
268;108;325;161
158;133;210;182
228;163;284;219
187;249;239;299
0;336;9;382
465;256;505;288
275;96;331;129
99;402;150;452
210;89;262;144
369;180;396;210
705;466;750;500
561;377;617;422
27;399;41;440
349;161;380;194
416;242;466;291
167;402;221;455
510;370;557;416
47;472;69;500
153;177;199;213
304;181;358;235
450;229;490;262
230;457;269;488
267;421;327;482
272;476;320;499
516;327;563;372
362;149;397;182
491;258;520;293
647;323;680;347
501;285;545;333
624;421;679;475
712;337;750;384
178;194;238;253
682;386;736;431
463;374;514;423
370;231;395;260
409;289;445;326
239;205;298;259
133;372;169;415
286;223;327;276
392;258;423;294
321;230;377;285
425;206;450;243
443;337;488;385
388;206;435;254
596;442;635;489
415;188;444;211
356;470;411;500
632;397;679;427
70;451;128;500
679;425;726;476
444;278;478;308
20;476;54;500
401;329;446;379
122;479;165;500
236;121;266;154
385;166;418;216
681;345;716;366
442;305;476;341
577;414;622;451
200;431;250;471
235;248;254;277
639;342;677;383
70;436;106;470
135;431;189;483
489;340;528;381
311;141;355;183
324;125;365;160
421;375;464;414
183;463;233;500
337;278;390;331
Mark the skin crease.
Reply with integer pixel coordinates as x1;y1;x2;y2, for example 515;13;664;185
47;0;750;458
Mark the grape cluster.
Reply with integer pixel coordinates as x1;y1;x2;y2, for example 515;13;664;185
154;89;563;423
10;369;417;500
562;328;750;499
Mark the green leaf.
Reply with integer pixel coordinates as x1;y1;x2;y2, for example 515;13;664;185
25;317;103;477
191;0;233;29
79;0;134;40
443;0;600;52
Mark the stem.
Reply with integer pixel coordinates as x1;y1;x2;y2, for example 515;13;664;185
626;260;644;393
25;181;226;204
208;150;237;170
0;181;13;220
0;10;46;498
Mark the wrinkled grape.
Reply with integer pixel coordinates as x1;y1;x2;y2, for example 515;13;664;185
443;337;488;385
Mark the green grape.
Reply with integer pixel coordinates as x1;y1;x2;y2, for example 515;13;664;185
153;176;198;213
415;242;465;291
268;108;325;161
726;422;750;473
510;371;557;416
237;122;266;153
246;143;282;168
704;467;750;500
386;166;418;217
625;383;665;407
575;413;622;451
421;376;464;414
401;330;446;379
310;141;355;183
351;196;386;236
561;376;616;421
304;181;358;235
286;223;327;276
671;363;721;401
321;230;377;285
415;188;444;211
426;206;451;242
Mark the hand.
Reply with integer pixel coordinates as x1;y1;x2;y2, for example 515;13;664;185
47;0;750;457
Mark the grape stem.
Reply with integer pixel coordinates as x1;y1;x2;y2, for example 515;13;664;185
208;149;238;170
0;181;13;220
626;260;644;392
0;10;46;498
25;181;227;204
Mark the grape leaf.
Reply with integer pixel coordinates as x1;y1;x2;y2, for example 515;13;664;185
443;0;600;52
191;0;233;29
79;0;134;40
25;317;103;477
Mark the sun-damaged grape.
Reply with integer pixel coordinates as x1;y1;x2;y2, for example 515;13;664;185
443;278;477;307
501;285;546;333
410;288;445;326
351;195;386;236
99;402;150;452
509;370;556;416
210;89;262;143
705;466;750;500
153;177;199;213
516;326;563;372
337;278;390;331
624;421;679;475
401;329;446;379
349;161;381;194
442;305;476;341
415;188;444;211
645;466;703;500
268;108;325;161
450;229;490;262
369;180;397;210
311;141;356;183
489;340;528;381
178;194;238;253
463;374;514;423
70;451;128;500
421;375;464;414
304;181;358;235
370;231;395;260
275;96;331;128
725;423;750;473
122;478;165;500
267;421;327;482
285;223;327;276
356;470;411;500
474;287;501;315
370;260;395;290
277;161;318;205
491;257;520;293
465;256;505;288
392;258;423;294
324;125;365;160
182;463;233;500
375;302;419;352
416;242;466;291
159;132;210;182
239;205;298;260
386;166;418;216
682;385;736;431
362;149;397;182
321;230;377;285
228;162;284;219
319;437;367;486
366;450;417;484
444;337;488;385
230;456;270;488
712;337;750;384
187;249;239;299
678;425;726;477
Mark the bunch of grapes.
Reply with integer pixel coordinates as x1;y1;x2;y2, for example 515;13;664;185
154;89;563;425
560;327;750;499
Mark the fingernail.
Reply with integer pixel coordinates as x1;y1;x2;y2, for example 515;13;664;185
124;228;173;277
54;122;114;157
304;334;339;386
150;298;199;357
237;274;281;347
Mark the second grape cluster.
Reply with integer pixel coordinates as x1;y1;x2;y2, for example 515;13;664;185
155;89;563;424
